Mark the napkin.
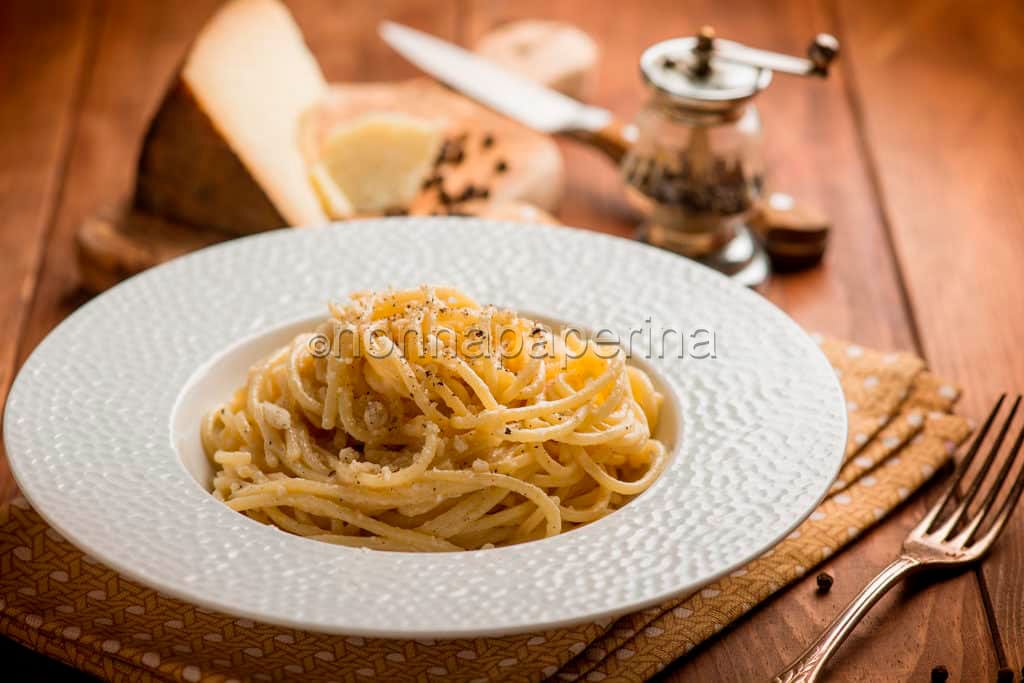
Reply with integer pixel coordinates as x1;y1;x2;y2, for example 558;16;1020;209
0;337;969;682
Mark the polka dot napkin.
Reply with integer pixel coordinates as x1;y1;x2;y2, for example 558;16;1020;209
0;336;969;682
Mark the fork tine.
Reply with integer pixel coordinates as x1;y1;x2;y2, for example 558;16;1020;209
957;413;1024;545
917;394;1006;534
970;426;1024;552
933;395;1021;539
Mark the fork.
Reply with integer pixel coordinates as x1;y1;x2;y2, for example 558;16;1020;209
773;394;1024;683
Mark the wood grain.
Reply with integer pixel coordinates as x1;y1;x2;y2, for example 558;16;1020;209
291;0;460;82
464;0;649;239
658;477;999;681
76;76;564;291
0;0;1019;678
0;0;97;502
15;0;462;364
461;0;1001;680
11;0;220;369
836;0;1024;668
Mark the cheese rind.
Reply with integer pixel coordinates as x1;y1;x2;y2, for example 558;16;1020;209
136;83;286;234
135;0;327;233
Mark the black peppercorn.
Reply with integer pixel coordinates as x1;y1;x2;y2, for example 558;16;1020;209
435;138;466;166
815;572;833;594
433;142;449;167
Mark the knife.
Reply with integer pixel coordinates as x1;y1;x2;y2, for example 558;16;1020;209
378;21;635;162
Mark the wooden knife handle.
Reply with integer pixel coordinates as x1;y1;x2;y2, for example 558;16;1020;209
566;119;634;164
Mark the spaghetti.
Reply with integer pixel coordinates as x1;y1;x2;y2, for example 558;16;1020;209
202;286;668;551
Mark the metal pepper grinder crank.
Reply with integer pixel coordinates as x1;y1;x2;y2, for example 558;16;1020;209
623;27;840;286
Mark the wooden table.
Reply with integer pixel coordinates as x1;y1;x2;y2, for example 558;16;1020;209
1;0;1022;680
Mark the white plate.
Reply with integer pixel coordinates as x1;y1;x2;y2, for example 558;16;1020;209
4;218;846;638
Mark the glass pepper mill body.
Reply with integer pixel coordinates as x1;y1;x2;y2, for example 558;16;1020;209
622;28;839;286
624;33;776;286
626;95;766;266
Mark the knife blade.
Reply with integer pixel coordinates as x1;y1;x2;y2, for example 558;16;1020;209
378;21;613;135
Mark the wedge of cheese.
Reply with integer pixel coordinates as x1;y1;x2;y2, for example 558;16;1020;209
309;114;443;218
298;82;566;214
134;0;327;234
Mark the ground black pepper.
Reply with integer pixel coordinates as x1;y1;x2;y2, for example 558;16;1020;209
435;138;466;167
495;159;508;174
482;132;495;148
627;154;757;216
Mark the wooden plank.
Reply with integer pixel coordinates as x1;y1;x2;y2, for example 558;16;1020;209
0;0;97;502
0;0;1008;678
291;0;460;81
836;0;1024;668
463;0;659;241
661;477;997;681
463;0;914;348
8;0;220;375
0;1;454;679
464;0;998;680
12;0;462;364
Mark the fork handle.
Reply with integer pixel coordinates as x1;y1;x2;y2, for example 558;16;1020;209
772;556;921;683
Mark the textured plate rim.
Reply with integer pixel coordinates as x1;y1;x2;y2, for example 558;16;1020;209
4;218;847;638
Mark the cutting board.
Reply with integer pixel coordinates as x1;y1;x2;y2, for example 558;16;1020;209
300;80;564;212
76;79;563;292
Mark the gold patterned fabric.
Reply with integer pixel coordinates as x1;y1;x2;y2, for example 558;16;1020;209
0;337;969;682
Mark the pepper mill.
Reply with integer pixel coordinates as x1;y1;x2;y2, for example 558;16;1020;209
623;27;839;286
